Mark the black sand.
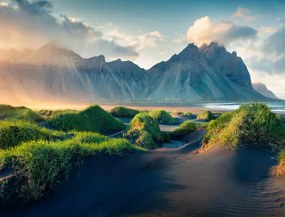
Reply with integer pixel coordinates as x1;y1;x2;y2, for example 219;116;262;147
2;131;285;217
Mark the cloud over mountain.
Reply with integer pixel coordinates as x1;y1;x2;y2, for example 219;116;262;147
0;0;162;60
186;16;257;46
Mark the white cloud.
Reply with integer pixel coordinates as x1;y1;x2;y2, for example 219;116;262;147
185;11;285;99
0;0;163;61
232;7;261;22
103;26;163;52
186;16;257;46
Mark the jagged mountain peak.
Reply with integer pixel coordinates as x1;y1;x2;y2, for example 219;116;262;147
200;42;238;59
179;43;200;56
88;55;106;64
37;43;80;58
20;43;82;65
0;41;267;104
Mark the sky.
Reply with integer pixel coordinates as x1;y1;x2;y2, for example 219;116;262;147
0;0;285;98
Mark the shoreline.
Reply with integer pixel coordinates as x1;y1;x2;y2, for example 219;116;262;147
28;102;285;116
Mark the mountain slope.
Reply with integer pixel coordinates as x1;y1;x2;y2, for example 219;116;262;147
147;43;264;101
0;44;148;104
0;43;266;105
253;83;279;100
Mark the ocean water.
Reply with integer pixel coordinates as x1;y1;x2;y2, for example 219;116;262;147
201;101;285;114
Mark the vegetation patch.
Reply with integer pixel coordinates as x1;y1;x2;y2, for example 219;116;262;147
148;110;176;125
0;136;137;201
196;111;214;122
271;150;285;176
38;109;75;119
202;103;285;151
0;120;64;149
47;105;125;134
0;105;44;123
171;121;196;139
127;113;170;149
110;106;139;118
183;112;195;118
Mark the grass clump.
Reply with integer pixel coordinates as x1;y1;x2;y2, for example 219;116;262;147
171;121;196;139
38;109;75;118
0;105;44;123
0;120;63;149
202;103;285;151
148;110;176;125
127;113;169;149
73;131;108;144
47;105;125;134
0;136;137;201
183;112;195;118
196;111;214;122
110;106;139;118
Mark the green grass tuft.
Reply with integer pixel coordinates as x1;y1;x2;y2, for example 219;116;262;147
47;105;125;134
171;120;196;139
0;136;137;200
202;103;285;150
0;105;44;123
278;150;285;163
110;106;139;118
127;113;169;149
0;120;64;149
148;110;176;125
38;109;75;118
196;111;214;122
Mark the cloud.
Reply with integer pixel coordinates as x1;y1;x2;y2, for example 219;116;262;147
104;26;163;52
185;11;285;98
263;28;285;57
0;0;163;60
247;28;285;75
232;7;261;22
186;16;257;46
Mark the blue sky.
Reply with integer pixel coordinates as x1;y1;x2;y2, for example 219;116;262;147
1;0;285;97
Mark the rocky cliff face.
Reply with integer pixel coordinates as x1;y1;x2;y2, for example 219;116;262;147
253;83;279;100
147;42;263;101
0;43;265;104
0;44;148;104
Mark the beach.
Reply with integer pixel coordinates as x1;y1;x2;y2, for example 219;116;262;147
2;130;285;217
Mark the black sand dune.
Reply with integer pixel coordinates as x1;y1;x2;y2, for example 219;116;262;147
2;131;285;217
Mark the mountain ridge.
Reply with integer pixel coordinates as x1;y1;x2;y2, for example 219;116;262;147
253;83;280;100
0;42;269;105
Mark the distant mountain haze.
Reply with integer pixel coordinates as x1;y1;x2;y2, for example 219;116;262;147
0;42;268;105
252;83;279;100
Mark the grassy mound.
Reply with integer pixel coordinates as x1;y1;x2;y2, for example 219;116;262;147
0;105;44;123
183;112;195;118
47;105;125;134
148;110;176;125
0;121;63;149
202;103;285;151
171;121;196;139
110;106;139;118
0;136;136;201
127;113;169;149
38;109;75;118
196;111;214;122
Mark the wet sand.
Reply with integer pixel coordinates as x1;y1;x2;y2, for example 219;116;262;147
2;131;285;217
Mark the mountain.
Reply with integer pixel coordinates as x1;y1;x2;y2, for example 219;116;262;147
147;42;263;101
0;42;266;105
0;44;147;104
252;83;279;100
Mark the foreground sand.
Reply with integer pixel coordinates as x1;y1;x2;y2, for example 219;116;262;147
2;131;285;217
